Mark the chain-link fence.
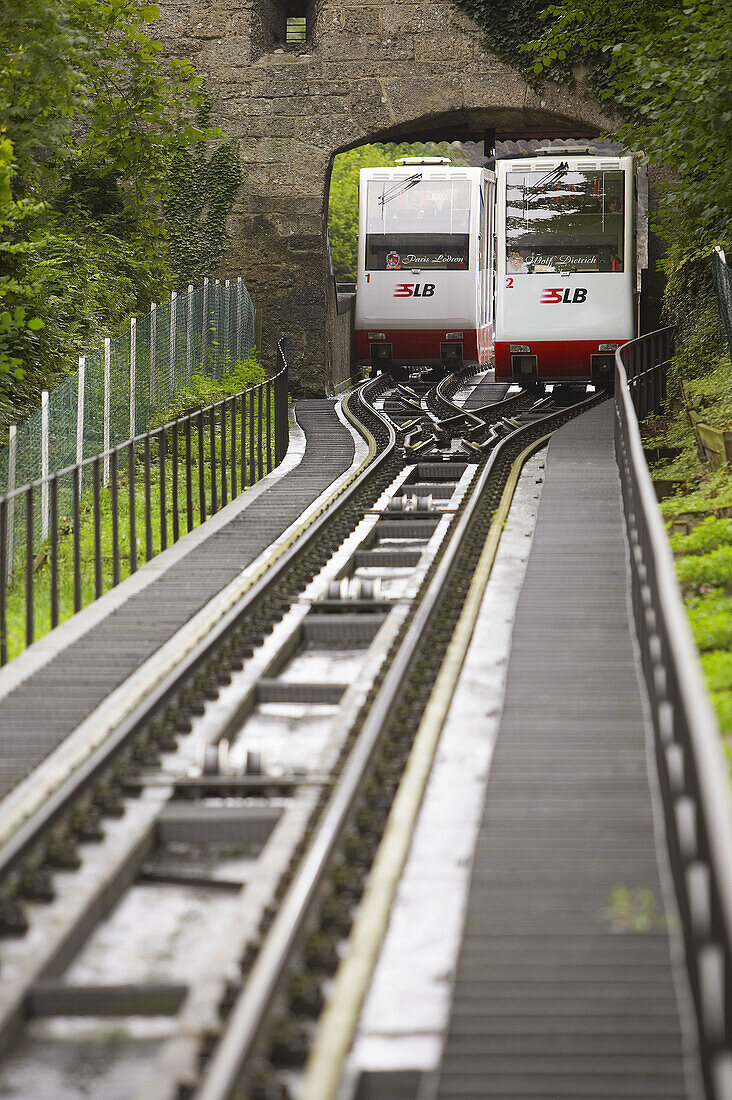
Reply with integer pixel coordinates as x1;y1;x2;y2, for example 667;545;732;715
0;276;255;497
712;246;732;360
0;339;289;666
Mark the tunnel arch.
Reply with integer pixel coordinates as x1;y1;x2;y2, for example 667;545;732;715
154;0;639;392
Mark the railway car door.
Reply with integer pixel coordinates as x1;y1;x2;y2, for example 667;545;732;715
479;186;488;328
485;177;495;332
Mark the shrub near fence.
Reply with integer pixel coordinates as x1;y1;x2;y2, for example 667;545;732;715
0;277;256;564
0;287;290;665
0;341;290;664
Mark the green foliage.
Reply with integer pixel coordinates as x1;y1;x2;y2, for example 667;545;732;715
165;127;242;286
646;355;732;491
710;691;732;737
149;351;266;427
687;593;732;652
676;546;732;594
522;0;732;252
0;0;226;425
701;651;732;694
0;134;46;379
603;886;664;932
328;142;468;283
3;375;274;662
648;364;732;747
670;517;732;557
451;0;549;74
658;465;732;519
453;0;732;402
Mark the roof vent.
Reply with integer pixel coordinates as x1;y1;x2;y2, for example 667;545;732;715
395;156;452;166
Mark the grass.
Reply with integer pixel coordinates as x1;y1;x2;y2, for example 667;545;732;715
2;357;283;663
3;421;275;662
641;350;732;750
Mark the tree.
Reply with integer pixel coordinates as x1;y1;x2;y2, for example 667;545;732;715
525;0;732;256
0;0;220;418
0;136;45;379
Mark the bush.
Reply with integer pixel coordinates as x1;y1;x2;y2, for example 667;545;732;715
677;546;732;593
687;593;732;651
670;516;732;557
149;351;266;427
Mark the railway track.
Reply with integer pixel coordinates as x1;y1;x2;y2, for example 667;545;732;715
0;371;605;1100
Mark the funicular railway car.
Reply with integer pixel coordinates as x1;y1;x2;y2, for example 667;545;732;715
355;158;496;376
494;151;637;388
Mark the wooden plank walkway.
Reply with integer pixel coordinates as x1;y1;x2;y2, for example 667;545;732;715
433;402;700;1100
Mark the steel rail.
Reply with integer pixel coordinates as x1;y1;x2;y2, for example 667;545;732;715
434;366;533;420
0;376;396;892
615;333;732;1098
300;426;555;1100
197;386;603;1099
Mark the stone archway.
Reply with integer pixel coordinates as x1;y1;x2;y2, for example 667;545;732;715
156;0;625;392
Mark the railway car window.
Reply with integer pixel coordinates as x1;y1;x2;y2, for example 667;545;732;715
365;180;471;270
505;170;625;274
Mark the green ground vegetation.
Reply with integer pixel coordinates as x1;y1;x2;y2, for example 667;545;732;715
644;380;732;748
328;142;469;284
3;352;268;662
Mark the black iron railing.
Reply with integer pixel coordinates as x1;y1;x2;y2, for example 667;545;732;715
619;325;673;419
615;329;732;1099
0;342;289;665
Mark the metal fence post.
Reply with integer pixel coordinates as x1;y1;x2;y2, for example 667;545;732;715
236;276;243;364
130;315;137;440
169;289;177;399
6;425;16;579
224;279;231;370
77;356;86;465
186;284;194;381
150;302;157;408
214;280;221;379
275;340;289;465
712;246;732;360
202;277;209;373
103;337;111;485
41;390;49;540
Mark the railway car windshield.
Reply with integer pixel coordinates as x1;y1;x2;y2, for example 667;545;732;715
365;178;471;270
505;169;625;274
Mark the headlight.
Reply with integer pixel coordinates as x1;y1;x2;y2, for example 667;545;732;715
599;343;619;352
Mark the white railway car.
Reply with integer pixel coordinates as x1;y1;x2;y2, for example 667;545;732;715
494;151;637;387
355;159;495;375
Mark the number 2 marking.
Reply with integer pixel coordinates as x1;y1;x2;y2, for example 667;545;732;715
505;277;514;289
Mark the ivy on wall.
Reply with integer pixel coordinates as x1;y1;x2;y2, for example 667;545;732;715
451;0;557;79
164;101;242;287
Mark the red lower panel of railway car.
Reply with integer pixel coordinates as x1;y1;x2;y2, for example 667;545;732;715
494;340;625;382
355;327;493;367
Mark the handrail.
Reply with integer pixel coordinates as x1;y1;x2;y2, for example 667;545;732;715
615;329;732;1099
0;344;289;665
0;358;288;508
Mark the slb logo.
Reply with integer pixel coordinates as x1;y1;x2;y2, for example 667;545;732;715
394;283;436;298
541;288;588;304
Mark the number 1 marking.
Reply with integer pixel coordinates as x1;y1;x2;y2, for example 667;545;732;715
366;273;371;283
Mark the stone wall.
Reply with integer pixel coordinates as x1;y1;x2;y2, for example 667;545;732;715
155;0;627;393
